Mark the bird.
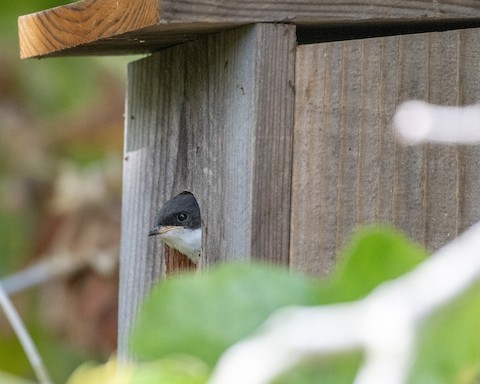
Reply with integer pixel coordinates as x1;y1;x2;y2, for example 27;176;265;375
149;191;201;263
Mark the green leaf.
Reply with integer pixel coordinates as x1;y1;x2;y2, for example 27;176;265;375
132;263;319;366
132;225;431;381
410;281;480;384
316;226;428;304
131;357;209;384
274;352;362;384
0;371;35;384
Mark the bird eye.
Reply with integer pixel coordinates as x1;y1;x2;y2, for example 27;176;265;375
177;212;188;222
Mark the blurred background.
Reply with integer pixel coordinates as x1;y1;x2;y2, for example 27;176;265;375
0;1;137;381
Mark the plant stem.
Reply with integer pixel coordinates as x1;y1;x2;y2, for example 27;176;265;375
0;282;52;384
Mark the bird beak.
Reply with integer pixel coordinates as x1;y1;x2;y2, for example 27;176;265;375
149;227;160;237
149;226;178;237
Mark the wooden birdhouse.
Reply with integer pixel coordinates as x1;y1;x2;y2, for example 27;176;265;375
19;0;480;357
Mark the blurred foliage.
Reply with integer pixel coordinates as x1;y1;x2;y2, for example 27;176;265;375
100;226;479;383
274;353;363;384
0;1;136;382
130;357;210;384
66;357;135;384
411;280;480;384
133;263;320;366
0;0;130;272
127;227;400;382
67;355;210;384
313;225;428;304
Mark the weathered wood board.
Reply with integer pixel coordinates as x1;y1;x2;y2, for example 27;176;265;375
290;28;480;277
19;0;480;58
118;23;296;357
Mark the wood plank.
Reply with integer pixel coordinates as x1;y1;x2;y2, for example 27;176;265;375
19;0;480;58
118;23;296;358
19;0;159;58
291;28;480;277
455;31;480;235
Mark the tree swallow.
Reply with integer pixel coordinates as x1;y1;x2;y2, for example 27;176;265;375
149;192;201;264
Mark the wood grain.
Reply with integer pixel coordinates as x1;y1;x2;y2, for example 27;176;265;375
118;23;296;358
19;0;480;58
291;28;480;277
19;0;159;58
164;246;196;274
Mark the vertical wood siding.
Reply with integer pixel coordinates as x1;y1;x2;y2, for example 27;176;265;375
118;23;296;358
291;28;480;277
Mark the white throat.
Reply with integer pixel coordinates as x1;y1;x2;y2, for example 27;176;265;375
160;227;201;263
